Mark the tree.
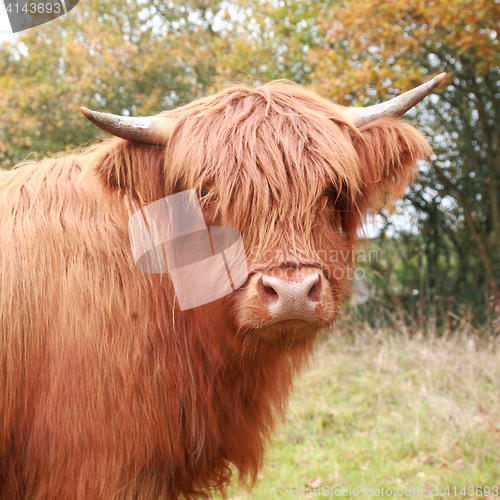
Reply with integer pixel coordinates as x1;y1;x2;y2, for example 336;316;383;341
0;0;226;166
309;0;500;310
210;0;329;87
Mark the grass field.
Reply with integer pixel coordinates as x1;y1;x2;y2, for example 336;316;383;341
221;316;500;499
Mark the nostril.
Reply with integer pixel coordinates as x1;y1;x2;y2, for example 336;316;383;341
307;278;322;303
257;276;280;305
263;284;278;296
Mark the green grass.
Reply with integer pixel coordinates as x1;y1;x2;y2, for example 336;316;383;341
221;321;500;499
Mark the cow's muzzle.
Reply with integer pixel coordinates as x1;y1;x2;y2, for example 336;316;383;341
233;266;337;342
256;268;322;322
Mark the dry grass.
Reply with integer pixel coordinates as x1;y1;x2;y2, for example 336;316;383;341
222;317;500;499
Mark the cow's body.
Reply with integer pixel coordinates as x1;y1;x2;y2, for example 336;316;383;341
0;80;437;499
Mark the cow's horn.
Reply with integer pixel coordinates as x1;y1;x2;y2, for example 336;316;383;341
80;107;175;145
346;73;447;127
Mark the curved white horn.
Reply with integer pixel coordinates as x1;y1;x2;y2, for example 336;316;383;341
346;73;447;127
80;107;175;145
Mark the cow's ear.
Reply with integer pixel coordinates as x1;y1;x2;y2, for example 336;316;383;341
353;118;432;212
95;138;166;202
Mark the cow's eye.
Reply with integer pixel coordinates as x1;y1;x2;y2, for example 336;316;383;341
200;187;216;203
324;185;336;199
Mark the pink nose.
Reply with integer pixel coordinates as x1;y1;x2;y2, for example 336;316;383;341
256;268;323;322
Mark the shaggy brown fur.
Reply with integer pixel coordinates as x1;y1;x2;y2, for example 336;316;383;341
0;82;430;499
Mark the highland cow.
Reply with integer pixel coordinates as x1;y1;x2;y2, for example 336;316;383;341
0;74;445;499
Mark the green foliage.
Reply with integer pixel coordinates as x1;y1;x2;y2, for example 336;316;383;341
352;233;494;329
0;0;226;166
211;0;331;86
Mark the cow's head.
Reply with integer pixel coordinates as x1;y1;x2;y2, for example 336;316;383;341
81;74;445;346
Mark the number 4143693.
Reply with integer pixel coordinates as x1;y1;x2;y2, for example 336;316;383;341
443;486;499;497
6;2;62;14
